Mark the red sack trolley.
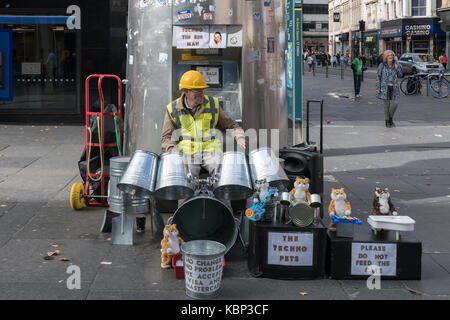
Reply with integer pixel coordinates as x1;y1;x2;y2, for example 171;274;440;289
70;74;123;210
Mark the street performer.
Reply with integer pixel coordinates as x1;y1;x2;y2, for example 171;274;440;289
161;70;247;177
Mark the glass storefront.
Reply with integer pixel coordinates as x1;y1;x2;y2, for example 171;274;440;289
363;34;379;67
0;17;80;114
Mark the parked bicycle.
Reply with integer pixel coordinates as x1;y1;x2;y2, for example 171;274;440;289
400;73;426;95
429;70;450;99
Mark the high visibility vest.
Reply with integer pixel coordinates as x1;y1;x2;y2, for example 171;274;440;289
166;96;222;155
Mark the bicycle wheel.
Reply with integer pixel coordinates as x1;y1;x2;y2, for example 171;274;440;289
430;80;450;99
401;77;419;95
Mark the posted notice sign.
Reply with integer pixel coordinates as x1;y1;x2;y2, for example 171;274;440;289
351;243;397;276
176;26;209;49
267;232;314;266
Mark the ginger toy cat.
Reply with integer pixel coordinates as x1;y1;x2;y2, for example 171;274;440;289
371;187;397;216
289;177;311;204
328;188;351;231
160;224;184;269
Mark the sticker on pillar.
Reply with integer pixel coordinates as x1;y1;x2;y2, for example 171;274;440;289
247;50;261;63
269;85;277;91
209;5;216;12
177;10;192;22
264;0;272;6
228;8;233;17
203;13;213;21
267;37;275;53
253;11;261;20
274;1;281;9
128;55;134;65
158;53;168;64
210;26;227;49
257;78;265;85
268;9;275;18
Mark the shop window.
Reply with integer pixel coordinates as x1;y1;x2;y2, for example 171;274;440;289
412;0;426;16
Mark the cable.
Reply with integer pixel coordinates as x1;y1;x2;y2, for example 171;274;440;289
114;115;123;157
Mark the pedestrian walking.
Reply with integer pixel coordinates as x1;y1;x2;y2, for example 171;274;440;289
376;50;403;128
441;54;447;70
307;54;313;72
351;53;363;98
332;55;337;68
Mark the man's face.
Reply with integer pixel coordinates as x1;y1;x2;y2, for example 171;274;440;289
185;89;205;106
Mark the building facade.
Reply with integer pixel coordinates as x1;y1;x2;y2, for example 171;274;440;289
0;0;128;123
329;0;447;66
303;0;329;52
437;0;450;58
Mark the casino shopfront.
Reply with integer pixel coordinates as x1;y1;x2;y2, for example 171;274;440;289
379;18;447;57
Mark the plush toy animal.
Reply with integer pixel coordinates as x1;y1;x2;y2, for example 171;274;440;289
160;224;183;269
371;187;397;216
289;177;311;204
328;188;352;231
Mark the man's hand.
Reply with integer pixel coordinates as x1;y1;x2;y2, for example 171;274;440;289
376;89;380;94
168;146;176;152
394;63;398;69
237;137;248;150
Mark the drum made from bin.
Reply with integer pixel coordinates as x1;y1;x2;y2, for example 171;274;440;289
181;240;226;299
171;195;238;254
213;151;253;200
289;202;315;227
117;150;158;198
109;156;149;214
154;151;194;200
249;147;290;189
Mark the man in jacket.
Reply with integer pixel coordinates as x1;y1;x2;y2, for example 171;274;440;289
161;70;247;178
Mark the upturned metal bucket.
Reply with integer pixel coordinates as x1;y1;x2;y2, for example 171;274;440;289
172;195;238;254
154;151;194;200
117;150;159;198
249;147;290;189
181;240;226;299
213;151;253;200
108;156;149;214
289;202;315;227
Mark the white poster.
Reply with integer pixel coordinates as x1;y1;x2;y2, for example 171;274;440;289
196;66;220;85
209;26;227;49
267;232;314;266
351;243;397;276
176;26;210;49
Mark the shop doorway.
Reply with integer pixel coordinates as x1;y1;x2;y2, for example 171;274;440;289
0;16;80;114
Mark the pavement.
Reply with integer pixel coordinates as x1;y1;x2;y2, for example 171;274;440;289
0;73;449;302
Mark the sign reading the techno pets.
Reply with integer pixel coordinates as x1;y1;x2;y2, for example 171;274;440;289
267;232;313;266
351;243;397;276
184;256;223;294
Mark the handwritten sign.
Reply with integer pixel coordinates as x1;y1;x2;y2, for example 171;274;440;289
351;243;397;276
267;232;314;266
184;255;223;294
176;26;209;49
196;66;220;85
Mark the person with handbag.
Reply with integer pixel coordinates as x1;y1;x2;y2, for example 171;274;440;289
376;50;403;128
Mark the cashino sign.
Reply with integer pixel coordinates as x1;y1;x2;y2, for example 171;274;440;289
403;24;433;36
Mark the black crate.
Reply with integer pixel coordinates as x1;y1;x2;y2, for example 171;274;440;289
327;229;422;280
248;220;327;280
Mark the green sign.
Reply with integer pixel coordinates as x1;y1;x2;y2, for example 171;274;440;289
287;0;302;122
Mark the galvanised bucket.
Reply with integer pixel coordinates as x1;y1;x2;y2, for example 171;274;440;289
108;156;149;214
154;151;194;200
117;150;158;198
213;151;253;201
249;147;290;189
182;240;226;299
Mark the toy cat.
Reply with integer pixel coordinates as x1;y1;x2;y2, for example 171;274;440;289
371;187;397;216
328;188;351;231
160;224;184;269
289;177;311;204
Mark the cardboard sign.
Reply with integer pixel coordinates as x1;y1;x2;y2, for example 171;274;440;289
267;232;314;266
351;243;397;276
184;255;223;294
176;26;209;49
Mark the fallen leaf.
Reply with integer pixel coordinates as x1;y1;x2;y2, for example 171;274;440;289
0;204;7;207
357;177;367;180
47;250;60;257
59;258;71;262
106;237;111;241
394;190;400;193
379;133;385;136
101;261;112;265
424;177;432;180
298;292;309;296
43;256;55;261
391;137;397;140
51;244;59;248
403;174;408;176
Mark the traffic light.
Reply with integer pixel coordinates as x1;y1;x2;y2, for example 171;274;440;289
359;20;365;32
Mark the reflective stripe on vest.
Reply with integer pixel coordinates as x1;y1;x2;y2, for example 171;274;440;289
166;96;221;155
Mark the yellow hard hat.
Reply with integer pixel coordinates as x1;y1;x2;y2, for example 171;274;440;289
179;70;209;90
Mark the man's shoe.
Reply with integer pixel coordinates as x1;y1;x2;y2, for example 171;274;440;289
390;118;396;127
385;120;392;128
